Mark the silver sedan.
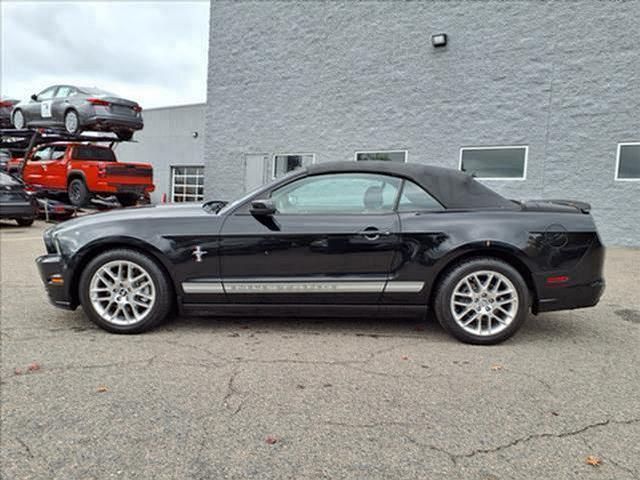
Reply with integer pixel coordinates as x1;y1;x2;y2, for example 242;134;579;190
11;85;143;141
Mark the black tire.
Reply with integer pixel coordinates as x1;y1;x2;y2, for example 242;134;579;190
116;130;134;141
64;109;80;134
116;193;138;207
78;249;173;334
433;257;530;345
12;109;25;129
67;178;90;207
16;217;34;227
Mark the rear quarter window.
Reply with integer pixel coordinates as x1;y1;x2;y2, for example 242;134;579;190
72;146;116;161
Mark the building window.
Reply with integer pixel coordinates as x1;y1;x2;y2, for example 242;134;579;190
273;154;315;178
171;166;204;202
459;146;528;180
615;143;640;180
355;150;407;162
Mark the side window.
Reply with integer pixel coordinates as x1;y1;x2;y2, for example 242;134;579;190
37;87;57;101
54;87;74;98
397;180;444;212
271;173;401;214
50;146;67;160
30;147;52;162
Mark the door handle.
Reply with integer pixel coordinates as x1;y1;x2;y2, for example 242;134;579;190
358;226;390;241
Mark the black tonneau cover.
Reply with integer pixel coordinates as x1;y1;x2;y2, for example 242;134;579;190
305;161;518;210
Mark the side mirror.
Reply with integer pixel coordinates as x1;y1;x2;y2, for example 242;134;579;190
250;198;276;216
31;94;38;101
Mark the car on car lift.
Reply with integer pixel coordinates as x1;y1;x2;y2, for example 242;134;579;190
22;141;154;207
0;98;20;128
11;85;143;141
1;128;154;207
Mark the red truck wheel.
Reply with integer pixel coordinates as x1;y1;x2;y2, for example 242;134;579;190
68;178;90;207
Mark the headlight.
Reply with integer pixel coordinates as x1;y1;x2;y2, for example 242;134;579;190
53;236;62;255
42;227;61;255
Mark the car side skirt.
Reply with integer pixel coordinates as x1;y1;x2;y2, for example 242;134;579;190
180;303;426;318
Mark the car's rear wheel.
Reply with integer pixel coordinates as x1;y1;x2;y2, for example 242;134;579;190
78;249;173;333
116;193;138;207
16;218;34;227
64;109;80;134
434;258;530;345
116;130;134;141
12;109;25;129
67;178;90;207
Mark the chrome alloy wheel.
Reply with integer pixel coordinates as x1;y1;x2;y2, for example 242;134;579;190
13;110;24;129
65;110;79;133
89;260;156;326
450;270;519;336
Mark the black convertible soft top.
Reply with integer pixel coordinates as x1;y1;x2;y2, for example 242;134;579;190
305;161;518;210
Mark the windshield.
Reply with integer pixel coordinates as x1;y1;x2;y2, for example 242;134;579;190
215;170;302;215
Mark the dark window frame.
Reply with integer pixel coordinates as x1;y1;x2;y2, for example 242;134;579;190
355;150;408;163
615;143;640;181
272;153;315;179
459;145;528;180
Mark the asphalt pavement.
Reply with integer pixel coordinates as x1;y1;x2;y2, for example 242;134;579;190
1;219;639;480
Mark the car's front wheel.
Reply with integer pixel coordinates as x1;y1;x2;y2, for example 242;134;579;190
434;258;530;345
79;249;173;333
12;109;25;129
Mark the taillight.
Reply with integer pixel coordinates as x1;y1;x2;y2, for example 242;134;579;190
133;104;142;112
87;98;110;107
546;275;570;285
0;100;14;107
98;163;107;177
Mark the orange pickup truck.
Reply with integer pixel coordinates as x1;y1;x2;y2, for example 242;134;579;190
21;142;154;207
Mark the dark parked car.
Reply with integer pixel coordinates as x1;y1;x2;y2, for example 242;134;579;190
1;98;20;127
0;171;36;226
36;162;605;344
11;85;143;140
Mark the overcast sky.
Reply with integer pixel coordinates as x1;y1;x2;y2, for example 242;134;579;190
0;0;210;108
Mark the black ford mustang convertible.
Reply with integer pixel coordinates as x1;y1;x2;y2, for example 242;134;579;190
36;162;604;344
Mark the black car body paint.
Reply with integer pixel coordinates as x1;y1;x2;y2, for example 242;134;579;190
36;162;605;319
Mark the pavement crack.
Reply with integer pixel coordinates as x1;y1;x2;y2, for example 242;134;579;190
454;418;640;460
221;369;246;415
402;434;458;466
16;437;34;459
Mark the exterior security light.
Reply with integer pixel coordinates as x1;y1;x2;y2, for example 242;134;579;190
432;33;447;48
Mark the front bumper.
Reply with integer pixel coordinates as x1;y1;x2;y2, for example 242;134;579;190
35;254;76;310
0;200;36;219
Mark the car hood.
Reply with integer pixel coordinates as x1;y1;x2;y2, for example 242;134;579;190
51;203;210;235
